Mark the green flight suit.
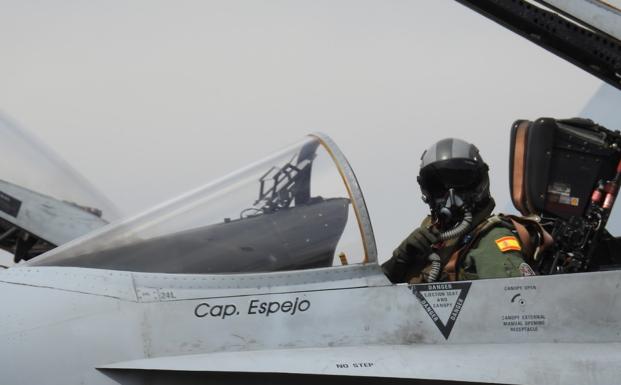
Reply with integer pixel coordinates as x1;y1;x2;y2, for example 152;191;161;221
382;214;531;283
458;224;528;280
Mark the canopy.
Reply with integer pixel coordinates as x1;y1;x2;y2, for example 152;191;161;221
0;114;119;221
28;134;377;274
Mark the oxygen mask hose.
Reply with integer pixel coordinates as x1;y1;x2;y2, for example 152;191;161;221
426;210;473;282
438;210;473;241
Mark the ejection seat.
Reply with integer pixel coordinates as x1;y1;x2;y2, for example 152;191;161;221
509;117;621;272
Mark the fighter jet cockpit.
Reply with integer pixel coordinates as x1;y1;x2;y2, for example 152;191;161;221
0;116;119;263
28;134;377;274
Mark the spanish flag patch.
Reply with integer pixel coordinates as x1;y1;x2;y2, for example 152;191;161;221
495;236;521;252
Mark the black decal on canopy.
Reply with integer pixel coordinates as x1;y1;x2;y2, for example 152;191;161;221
0;190;21;218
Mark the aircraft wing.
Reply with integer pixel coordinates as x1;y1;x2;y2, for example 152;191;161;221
100;343;621;385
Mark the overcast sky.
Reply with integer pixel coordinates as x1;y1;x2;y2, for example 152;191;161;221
0;1;612;261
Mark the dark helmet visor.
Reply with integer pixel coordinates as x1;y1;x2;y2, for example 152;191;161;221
419;159;483;196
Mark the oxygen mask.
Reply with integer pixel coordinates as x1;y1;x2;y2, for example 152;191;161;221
424;185;476;283
419;163;480;230
434;188;467;230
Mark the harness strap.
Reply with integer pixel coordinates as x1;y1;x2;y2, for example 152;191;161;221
508;217;535;260
504;214;554;262
444;247;461;282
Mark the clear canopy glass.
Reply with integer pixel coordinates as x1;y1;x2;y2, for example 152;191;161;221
28;134;377;274
0;114;119;221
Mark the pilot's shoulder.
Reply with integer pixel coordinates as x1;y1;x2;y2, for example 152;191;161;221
474;224;522;254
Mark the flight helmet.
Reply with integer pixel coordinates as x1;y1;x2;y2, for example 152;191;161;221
417;138;491;226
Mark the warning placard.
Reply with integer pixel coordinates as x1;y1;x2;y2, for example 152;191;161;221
409;282;471;339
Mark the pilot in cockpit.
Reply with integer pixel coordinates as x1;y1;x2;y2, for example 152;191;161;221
382;138;536;283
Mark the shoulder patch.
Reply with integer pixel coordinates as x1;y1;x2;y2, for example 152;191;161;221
519;262;536;277
495;236;521;252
